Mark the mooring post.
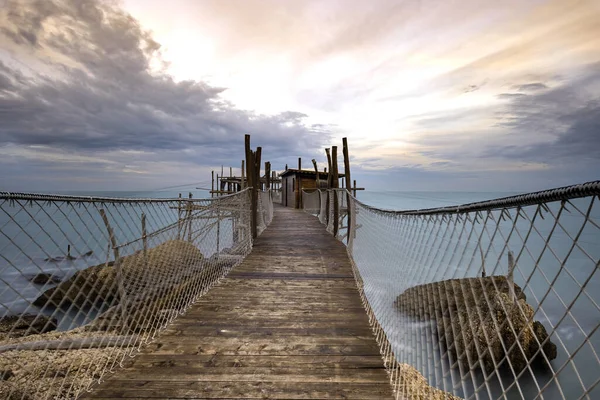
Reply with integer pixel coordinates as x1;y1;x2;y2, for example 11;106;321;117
342;138;352;245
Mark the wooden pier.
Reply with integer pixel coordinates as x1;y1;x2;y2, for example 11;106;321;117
85;204;393;399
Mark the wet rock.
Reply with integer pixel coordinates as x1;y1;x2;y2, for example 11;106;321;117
0;314;57;339
395;276;557;372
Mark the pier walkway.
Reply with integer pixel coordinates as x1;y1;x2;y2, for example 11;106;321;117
85;204;393;399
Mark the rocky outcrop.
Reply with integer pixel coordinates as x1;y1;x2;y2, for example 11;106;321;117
33;240;204;311
0;315;57;341
395;276;557;372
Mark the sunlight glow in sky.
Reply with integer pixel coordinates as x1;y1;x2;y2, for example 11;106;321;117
0;0;599;192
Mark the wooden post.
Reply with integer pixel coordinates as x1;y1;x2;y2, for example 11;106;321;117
325;148;332;225
253;147;262;237
177;193;182;239
241;160;245;190
245;134;257;238
342;138;352;244
312;159;320;189
265;161;271;189
353;179;357;197
141;212;147;262
187;192;193;242
99;209;127;325
211;171;214;198
297;157;302;209
332;146;339;237
507;251;516;303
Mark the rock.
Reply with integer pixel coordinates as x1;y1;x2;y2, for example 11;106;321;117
395;276;557;372
25;273;63;285
0;314;57;339
396;363;462;400
34;240;204;311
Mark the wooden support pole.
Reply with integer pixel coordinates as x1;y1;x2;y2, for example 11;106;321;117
244;134;257;238
253;147;261;237
141;212;147;265
241;160;245;189
187;192;193;242
325;148;332;225
211;171;214;198
177;193;182;238
312;159;320;189
342;137;352;245
332;146;339;237
353;179;357;197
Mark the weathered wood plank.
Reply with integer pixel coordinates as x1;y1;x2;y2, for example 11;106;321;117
85;204;392;399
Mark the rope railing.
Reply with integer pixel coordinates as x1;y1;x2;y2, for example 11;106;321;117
305;183;600;400
0;188;273;399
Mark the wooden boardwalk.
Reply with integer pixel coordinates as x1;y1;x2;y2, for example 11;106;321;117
85;204;393;399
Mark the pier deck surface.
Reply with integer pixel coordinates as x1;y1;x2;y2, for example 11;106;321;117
85;204;393;399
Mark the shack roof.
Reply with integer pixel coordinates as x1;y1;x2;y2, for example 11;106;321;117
279;169;345;179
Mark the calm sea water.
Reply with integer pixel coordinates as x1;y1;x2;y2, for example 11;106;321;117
1;188;598;399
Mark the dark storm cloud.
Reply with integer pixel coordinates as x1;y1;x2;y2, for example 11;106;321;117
0;0;331;165
492;67;600;163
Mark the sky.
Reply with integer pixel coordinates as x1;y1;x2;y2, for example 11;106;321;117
0;0;599;193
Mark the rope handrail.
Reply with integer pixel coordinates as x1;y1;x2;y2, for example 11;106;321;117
304;183;600;400
0;188;252;204
0;187;273;399
347;180;600;215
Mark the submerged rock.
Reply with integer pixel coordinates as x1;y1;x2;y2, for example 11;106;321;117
0;314;57;340
395;276;557;372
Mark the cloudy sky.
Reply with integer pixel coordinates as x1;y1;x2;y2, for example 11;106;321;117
0;0;599;193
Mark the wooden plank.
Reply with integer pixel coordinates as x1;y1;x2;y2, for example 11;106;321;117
84;204;392;399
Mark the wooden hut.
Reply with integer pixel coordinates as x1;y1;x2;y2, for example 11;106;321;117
279;169;344;208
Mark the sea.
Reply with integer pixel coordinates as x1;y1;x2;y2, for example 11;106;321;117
1;187;598;400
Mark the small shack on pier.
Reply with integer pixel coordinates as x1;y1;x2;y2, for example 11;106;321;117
280;168;343;208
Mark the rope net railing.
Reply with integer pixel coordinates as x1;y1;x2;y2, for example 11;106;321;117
305;182;600;400
0;188;272;399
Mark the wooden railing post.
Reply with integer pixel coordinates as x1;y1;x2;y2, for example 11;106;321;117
99;208;127;326
342;138;352;245
325;148;332;225
332;146;339;237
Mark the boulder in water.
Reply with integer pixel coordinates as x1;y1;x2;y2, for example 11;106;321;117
395;276;557;372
